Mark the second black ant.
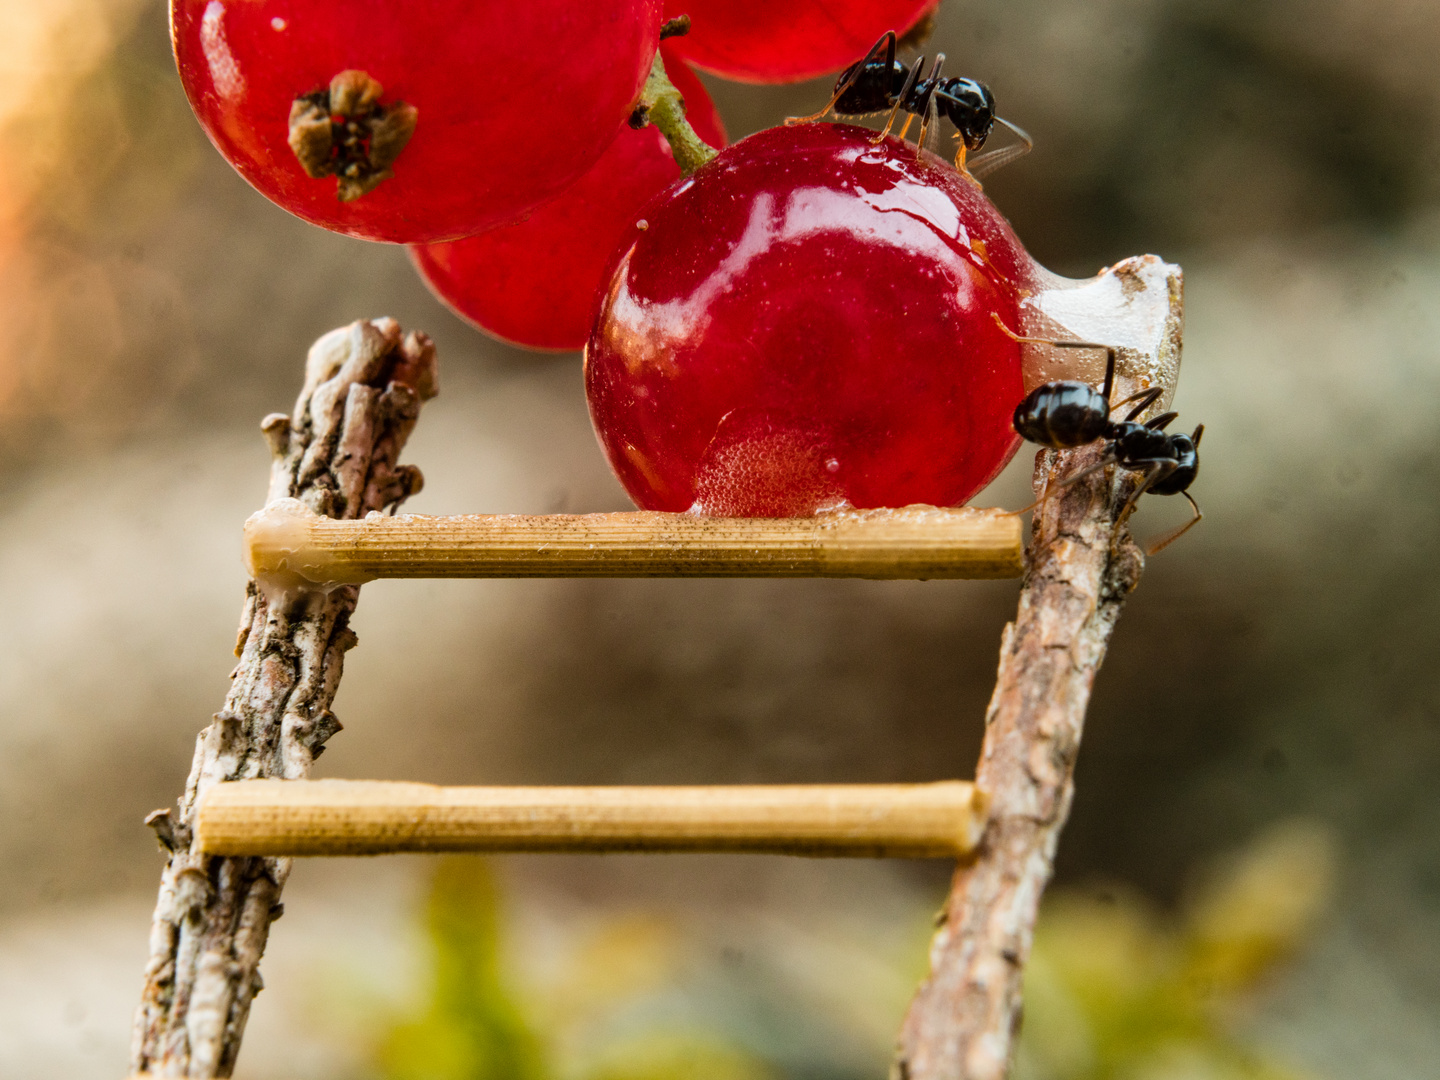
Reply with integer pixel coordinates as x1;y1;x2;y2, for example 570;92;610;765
997;317;1204;555
788;30;1033;180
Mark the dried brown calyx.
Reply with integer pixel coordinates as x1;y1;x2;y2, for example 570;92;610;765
288;69;418;202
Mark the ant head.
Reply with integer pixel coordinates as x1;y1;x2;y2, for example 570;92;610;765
942;78;995;150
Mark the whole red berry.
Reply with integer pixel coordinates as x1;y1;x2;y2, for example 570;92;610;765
585;123;1033;516
172;0;663;243
410;46;727;352
665;0;936;84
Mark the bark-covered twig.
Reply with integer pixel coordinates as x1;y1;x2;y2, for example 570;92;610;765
129;318;437;1078
895;261;1184;1080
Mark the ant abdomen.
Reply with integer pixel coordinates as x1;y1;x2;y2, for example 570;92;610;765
833;57;908;116
1012;382;1110;448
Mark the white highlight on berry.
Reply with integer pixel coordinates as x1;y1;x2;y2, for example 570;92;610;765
200;2;244;101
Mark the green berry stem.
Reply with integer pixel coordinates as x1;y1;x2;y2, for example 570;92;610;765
632;33;718;177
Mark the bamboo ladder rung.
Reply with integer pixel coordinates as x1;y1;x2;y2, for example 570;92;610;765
244;503;1024;582
195;779;989;859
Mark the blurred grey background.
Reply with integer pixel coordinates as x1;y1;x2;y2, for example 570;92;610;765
0;0;1437;1077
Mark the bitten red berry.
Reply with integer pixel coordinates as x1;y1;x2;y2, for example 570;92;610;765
410;46;727;352
585;123;1033;516
664;0;936;84
172;0;662;243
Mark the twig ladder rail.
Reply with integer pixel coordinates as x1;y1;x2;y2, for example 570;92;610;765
130;319;438;1079
131;254;1182;1080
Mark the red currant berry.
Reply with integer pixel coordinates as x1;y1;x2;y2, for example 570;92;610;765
665;0;936;84
410;46;726;352
172;0;663;243
585;123;1033;516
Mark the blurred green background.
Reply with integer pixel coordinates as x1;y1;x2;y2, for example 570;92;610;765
0;1;1436;1077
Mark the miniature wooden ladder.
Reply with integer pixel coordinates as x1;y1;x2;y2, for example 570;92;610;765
192;505;1022;859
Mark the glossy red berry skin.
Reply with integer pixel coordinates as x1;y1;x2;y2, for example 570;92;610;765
585;123;1032;516
410;47;727;352
664;0;936;84
171;0;662;243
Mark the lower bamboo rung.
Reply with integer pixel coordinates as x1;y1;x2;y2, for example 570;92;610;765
195;779;987;858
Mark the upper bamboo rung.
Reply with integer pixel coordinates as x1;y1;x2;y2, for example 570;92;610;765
195;779;987;859
244;502;1023;583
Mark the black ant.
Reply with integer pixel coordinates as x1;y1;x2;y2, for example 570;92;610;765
787;30;1032;180
997;317;1203;555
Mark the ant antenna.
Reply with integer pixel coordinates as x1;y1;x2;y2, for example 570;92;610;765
969;117;1034;180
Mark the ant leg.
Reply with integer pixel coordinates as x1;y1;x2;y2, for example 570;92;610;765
788;31;894;124
1111;386;1163;420
969;117;1036;180
1112;460;1176;546
989;312;1119;394
1006;452;1117;517
914;54;944;158
953;138;970;177
1143;410;1178;431
1144;491;1203;555
786;87;847;127
873;56;925;143
897;114;916;142
989;314;1116;359
992;316;1164;429
914;96;933;156
992;321;1162;424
